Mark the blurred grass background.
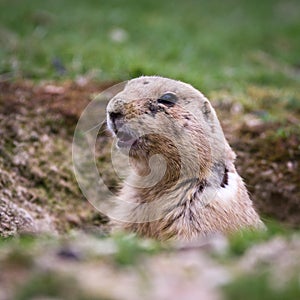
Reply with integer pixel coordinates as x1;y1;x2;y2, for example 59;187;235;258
0;0;299;93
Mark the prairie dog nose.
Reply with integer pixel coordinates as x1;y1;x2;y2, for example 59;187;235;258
109;111;124;133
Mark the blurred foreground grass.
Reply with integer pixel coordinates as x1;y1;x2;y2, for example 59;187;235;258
0;0;299;92
1;223;300;300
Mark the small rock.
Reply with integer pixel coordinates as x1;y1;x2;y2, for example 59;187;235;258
287;161;293;171
57;247;82;261
66;213;81;226
43;84;65;95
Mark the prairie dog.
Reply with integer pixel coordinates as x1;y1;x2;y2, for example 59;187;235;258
106;76;264;240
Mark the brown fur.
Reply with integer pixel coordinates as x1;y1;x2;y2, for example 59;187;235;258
106;76;264;241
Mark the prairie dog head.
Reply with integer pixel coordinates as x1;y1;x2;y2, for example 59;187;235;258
106;76;230;185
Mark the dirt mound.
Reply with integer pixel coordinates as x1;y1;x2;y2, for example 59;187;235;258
0;80;111;236
213;91;300;227
234;122;300;226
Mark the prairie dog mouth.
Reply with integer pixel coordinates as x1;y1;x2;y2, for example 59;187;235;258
116;129;138;148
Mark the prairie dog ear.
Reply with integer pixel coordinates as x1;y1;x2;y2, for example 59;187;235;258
201;100;222;136
201;101;213;122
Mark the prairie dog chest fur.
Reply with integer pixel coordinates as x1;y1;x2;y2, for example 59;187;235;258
106;76;264;240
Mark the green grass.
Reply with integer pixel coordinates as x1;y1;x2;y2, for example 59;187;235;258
0;0;299;92
112;233;162;265
15;271;101;300
226;220;291;257
223;271;300;300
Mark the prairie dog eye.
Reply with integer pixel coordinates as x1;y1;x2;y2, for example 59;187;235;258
157;92;178;107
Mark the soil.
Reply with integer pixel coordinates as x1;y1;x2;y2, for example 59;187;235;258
0;80;113;237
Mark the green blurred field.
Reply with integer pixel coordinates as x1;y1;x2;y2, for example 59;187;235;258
1;0;299;92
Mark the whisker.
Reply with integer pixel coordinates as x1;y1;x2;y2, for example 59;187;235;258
84;119;107;134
